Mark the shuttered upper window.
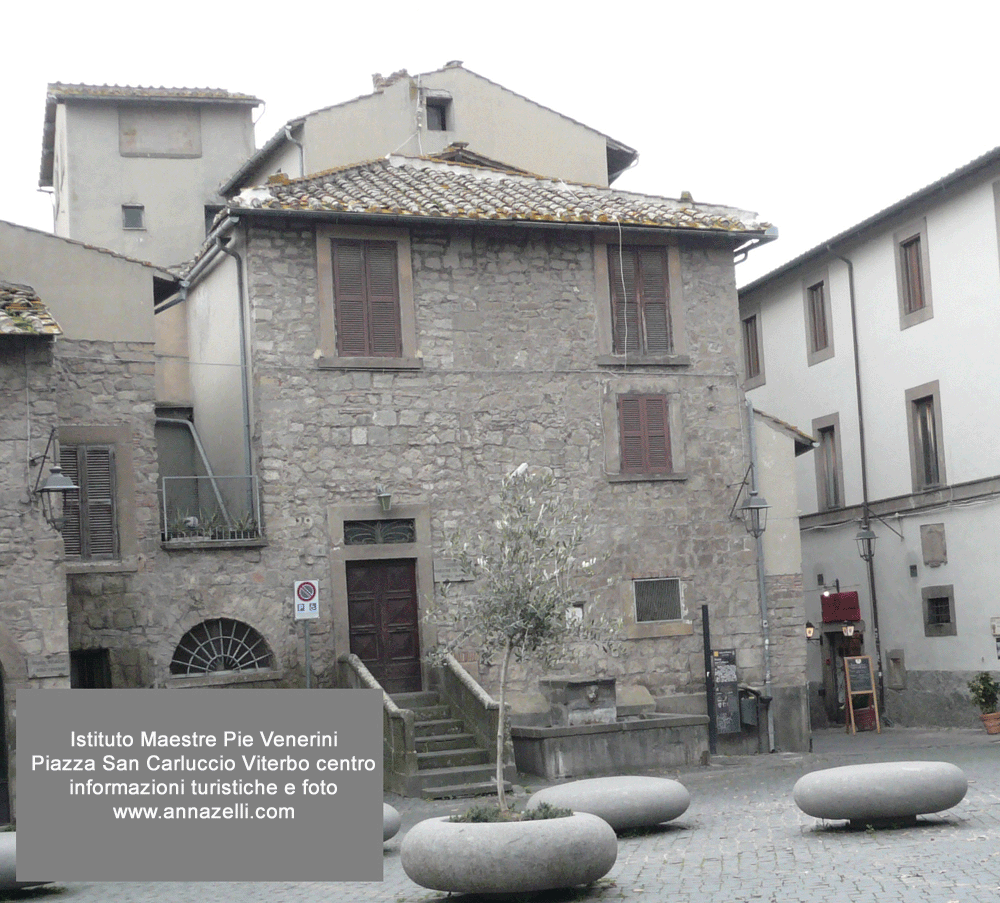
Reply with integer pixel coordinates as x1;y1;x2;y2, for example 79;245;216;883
608;246;672;355
332;239;402;357
60;444;119;560
618;394;672;473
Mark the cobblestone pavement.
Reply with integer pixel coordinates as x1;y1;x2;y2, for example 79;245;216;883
24;728;1000;903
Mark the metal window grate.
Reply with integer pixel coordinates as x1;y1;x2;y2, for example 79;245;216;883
926;596;951;626
634;578;682;622
170;619;272;675
344;519;416;545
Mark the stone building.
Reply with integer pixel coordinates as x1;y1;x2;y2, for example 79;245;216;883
147;151;811;754
0;220;181;818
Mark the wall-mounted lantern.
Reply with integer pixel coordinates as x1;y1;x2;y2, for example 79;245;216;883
376;485;392;514
738;491;770;539
32;428;78;530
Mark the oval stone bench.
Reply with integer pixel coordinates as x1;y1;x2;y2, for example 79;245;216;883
383;803;401;841
401;812;617;894
526;775;690;831
793;761;967;826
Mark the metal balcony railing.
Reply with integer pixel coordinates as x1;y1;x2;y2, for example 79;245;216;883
161;475;262;542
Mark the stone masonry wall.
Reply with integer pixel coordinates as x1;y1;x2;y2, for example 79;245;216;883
168;220;769;704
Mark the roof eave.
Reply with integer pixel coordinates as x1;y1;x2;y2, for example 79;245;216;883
740;144;1000;295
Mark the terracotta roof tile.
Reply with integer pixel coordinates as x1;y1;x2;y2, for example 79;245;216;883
0;282;63;336
46;83;260;103
230;156;769;234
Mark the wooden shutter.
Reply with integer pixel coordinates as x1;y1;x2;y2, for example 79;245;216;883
60;445;118;559
609;246;671;354
59;446;83;557
332;239;401;357
618;394;672;473
365;242;402;356
638;248;671;353
609;247;640;353
332;240;370;356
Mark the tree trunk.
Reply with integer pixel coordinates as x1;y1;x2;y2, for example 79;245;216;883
496;640;513;812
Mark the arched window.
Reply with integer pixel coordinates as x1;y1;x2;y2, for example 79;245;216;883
170;619;272;675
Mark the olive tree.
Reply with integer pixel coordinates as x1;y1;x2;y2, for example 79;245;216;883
431;465;619;812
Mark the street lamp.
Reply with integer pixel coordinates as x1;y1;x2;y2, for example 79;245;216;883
855;525;877;562
738;492;770;539
34;465;78;530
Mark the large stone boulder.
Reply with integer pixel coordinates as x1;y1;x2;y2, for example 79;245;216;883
526;775;690;831
793;761;967;826
401;812;617;894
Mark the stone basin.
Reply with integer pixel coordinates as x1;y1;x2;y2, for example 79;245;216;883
793;761;967;826
526;775;690;831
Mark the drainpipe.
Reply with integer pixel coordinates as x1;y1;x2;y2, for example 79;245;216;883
216;225;255;496
156;418;233;525
746;399;775;752
827;246;886;715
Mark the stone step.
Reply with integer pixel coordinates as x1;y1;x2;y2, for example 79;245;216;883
417;747;490;770
413;763;499;794
392;691;440;709
421;779;511;800
415;732;478;753
410;704;453;722
414;718;465;737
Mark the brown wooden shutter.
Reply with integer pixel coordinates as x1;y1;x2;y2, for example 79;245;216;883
642;395;672;471
618;395;645;472
609;247;640;353
332;240;370;356
638;248;671;353
618;394;672;473
365;242;402;356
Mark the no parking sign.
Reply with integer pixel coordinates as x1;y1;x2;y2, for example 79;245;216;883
294;579;320;619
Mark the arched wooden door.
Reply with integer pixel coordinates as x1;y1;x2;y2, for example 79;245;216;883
346;559;421;693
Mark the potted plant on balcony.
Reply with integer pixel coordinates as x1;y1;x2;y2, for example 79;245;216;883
967;671;1000;734
401;466;621;895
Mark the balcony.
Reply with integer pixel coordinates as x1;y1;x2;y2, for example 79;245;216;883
160;475;263;548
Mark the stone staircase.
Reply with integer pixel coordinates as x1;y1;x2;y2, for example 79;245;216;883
392;690;511;799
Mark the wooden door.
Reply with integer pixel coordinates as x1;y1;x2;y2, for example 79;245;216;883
347;559;421;693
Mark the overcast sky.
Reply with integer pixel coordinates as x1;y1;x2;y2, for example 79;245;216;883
6;1;1000;285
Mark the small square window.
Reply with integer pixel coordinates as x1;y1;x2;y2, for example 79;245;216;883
71;649;112;688
426;98;451;131
634;578;682;622
122;205;145;230
921;584;956;637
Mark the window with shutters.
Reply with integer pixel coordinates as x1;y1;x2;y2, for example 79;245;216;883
895;219;933;329
332;239;401;357
60;444;120;560
595;241;686;366
609;246;672;355
316;225;420;369
618;394;672;474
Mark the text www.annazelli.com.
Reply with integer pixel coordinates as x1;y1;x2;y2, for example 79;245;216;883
112;804;295;820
